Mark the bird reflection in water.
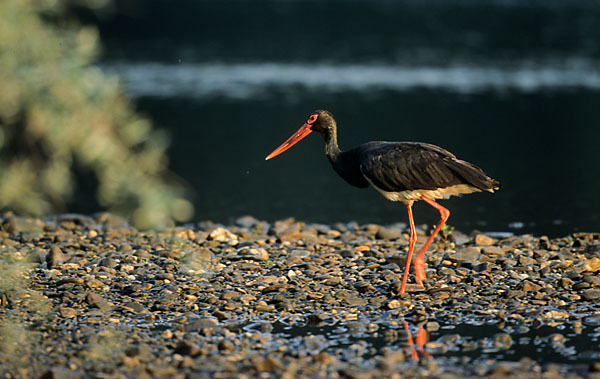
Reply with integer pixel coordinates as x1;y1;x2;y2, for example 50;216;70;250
404;322;432;362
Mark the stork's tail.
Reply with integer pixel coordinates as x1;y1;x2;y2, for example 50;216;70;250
450;159;501;193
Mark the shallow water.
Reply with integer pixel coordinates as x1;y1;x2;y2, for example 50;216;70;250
269;318;600;371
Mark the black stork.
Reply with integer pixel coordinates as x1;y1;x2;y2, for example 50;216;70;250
265;110;500;295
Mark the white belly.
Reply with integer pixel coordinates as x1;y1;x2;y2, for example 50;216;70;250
365;177;482;203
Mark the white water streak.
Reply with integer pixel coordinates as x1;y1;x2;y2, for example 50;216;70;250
100;60;600;98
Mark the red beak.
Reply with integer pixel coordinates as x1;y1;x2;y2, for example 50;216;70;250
265;123;313;160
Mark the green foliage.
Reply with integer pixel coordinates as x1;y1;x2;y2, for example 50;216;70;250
0;0;193;228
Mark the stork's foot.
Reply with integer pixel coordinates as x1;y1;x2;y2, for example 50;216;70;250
414;257;428;287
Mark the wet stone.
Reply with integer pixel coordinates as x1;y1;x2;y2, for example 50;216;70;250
448;247;481;262
209;227;238;242
583;275;600;286
474;234;497;246
584;257;600;272
376;226;403;240
242;247;269;261
582;288;600;301
573;282;590;290
58;307;78;319
86;279;104;289
278;225;301;241
85;293;114;312
47;246;67;269
519;255;537;266
521;280;542;292
98;256;117;268
185;318;219;332
473;262;492;272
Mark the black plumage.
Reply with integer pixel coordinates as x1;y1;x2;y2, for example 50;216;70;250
348;141;499;195
265;109;500;294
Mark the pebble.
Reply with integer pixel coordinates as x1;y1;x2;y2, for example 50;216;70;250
0;213;598;378
58;307;78;319
376;226;403;240
243;247;269;261
208;227;238;242
583;257;600;272
582;288;600;301
47;246;67;269
85;293;114;312
521;280;542;292
448;246;481;262
474;234;497;246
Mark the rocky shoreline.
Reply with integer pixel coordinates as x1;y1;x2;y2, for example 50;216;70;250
0;212;599;378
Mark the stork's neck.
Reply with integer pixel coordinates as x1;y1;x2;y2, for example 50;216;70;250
320;128;370;189
322;127;341;163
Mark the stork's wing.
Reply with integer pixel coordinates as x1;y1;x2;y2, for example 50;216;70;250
358;142;499;193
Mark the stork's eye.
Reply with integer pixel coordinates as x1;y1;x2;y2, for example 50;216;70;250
307;114;318;124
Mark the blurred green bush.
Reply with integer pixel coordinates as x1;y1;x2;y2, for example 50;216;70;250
0;0;193;228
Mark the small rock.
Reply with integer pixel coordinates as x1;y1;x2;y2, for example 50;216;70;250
209;227;238;242
521;280;542;292
58;307;78;319
235;215;260;228
86;293;114;312
4;216;44;235
243;248;269;261
174;341;202;356
99;257;117;268
424;341;447;354
548;333;565;345
474;234;496;246
286;249;311;265
518;255;537;266
278;225;301;241
218;340;235;351
382;350;406;365
560;278;573;289
583;257;600;272
543;310;569;319
47;246;67;269
185;318;219;332
583;275;600;286
448;247;481;262
255;305;276;312
156;273;175;281
425;321;440;331
376;226;403;240
122;301;147;313
40;367;82;379
86;279;104;289
125;343;153;361
184;248;214;269
253;355;283;372
473;262;491;272
582;288;600;301
482;246;506;257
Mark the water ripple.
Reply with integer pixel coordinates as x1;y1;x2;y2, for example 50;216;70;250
100;60;600;98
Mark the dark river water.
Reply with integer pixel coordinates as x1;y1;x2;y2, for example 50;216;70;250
87;0;600;237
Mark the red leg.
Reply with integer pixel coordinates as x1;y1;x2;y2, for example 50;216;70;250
399;201;417;295
414;196;450;286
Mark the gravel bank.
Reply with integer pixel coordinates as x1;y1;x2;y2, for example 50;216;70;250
0;212;599;378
